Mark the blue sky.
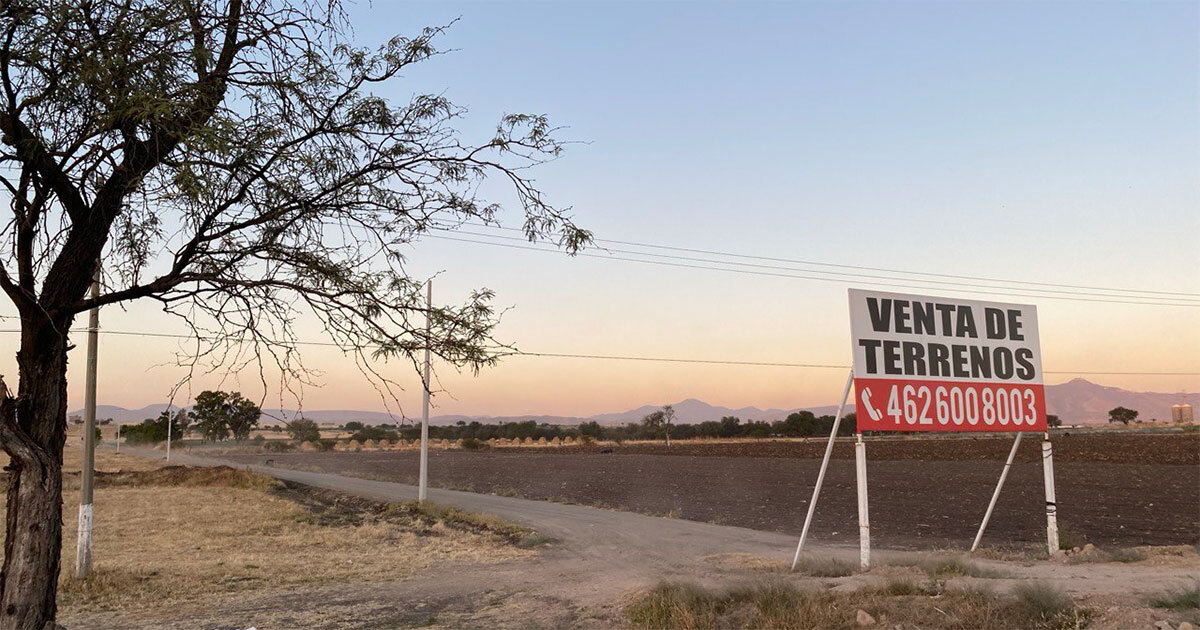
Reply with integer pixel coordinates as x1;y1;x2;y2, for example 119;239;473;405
15;1;1198;417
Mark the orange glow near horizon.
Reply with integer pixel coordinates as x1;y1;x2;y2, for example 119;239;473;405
1;277;1193;419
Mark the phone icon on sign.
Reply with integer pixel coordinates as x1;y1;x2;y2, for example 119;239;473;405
861;387;883;422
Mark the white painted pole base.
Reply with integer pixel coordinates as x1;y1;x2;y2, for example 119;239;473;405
855;437;870;569
971;431;1023;552
1042;439;1059;555
791;369;855;570
75;503;93;578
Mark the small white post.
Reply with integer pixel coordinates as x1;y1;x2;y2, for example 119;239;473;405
791;369;854;570
418;279;432;502
971;431;1023;551
115;424;120;453
1042;438;1059;555
855;434;870;569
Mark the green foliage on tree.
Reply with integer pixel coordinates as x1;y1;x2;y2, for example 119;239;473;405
1046;414;1062;428
348;425;400;443
1107;407;1138;425
642;405;675;446
122;410;185;445
189;391;261;441
343;421;366;432
287;419;322;443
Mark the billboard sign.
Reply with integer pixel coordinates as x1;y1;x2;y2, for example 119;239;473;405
849;289;1046;432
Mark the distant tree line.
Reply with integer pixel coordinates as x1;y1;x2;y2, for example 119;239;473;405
314;409;859;445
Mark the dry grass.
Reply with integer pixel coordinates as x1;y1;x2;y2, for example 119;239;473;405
0;459;534;618
626;579;1089;630
789;556;857;578
885;553;1009;578
1149;581;1200;611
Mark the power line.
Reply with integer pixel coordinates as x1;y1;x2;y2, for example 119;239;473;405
438;229;1200;304
425;234;1200;308
0;326;1194;376
446;222;1200;299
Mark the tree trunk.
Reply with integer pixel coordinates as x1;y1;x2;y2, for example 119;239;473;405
0;319;72;630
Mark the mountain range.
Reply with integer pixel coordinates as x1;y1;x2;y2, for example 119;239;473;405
73;378;1194;427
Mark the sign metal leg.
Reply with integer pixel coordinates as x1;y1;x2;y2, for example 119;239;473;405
971;431;1023;552
791;369;854;570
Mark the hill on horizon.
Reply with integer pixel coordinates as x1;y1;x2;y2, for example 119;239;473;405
74;379;1194;427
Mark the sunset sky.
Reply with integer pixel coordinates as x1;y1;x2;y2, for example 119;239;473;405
2;1;1197;419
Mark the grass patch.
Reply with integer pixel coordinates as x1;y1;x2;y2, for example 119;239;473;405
790;556;856;577
1056;524;1088;551
870;578;936;597
1149;581;1200;610
1066;546;1147;564
514;533;557;549
626;579;1089;629
1108;548;1147;563
889;554;1008;578
1011;581;1079;627
38;464;537;616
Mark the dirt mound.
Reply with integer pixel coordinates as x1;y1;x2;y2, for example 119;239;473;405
94;465;280;490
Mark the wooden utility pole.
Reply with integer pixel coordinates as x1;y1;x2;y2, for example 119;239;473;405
76;265;100;578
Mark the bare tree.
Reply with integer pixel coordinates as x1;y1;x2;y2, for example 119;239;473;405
0;1;587;625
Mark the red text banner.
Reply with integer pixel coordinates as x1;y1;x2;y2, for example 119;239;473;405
855;378;1046;432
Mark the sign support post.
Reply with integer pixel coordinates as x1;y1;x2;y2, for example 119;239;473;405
971;431;1023;551
1042;436;1059;555
791;368;854;571
854;433;870;569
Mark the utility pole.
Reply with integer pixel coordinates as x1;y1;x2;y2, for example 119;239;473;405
166;409;172;462
418;279;432;502
76;264;100;578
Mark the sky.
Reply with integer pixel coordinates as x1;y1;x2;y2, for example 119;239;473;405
2;1;1197;419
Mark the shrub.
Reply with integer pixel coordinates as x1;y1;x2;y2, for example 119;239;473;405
314;439;336;452
461;437;484;451
263;441;295;453
626;582;723;629
1011;581;1075;624
287;418;321;442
